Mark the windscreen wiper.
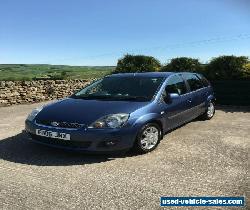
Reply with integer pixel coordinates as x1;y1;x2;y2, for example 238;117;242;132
71;95;150;101
70;95;113;100
115;96;150;101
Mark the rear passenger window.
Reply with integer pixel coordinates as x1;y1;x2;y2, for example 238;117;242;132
165;75;187;95
196;74;210;87
182;73;204;91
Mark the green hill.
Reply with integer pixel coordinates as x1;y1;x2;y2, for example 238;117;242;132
0;64;114;81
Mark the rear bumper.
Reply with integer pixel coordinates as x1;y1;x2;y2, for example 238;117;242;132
25;120;138;152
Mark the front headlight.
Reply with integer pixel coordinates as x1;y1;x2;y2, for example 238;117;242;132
89;113;129;129
26;106;43;121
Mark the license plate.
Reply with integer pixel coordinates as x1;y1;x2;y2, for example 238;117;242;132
35;129;70;141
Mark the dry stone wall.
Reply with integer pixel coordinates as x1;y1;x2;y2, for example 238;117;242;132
0;80;91;107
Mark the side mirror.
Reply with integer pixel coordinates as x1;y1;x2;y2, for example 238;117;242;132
163;93;179;103
169;93;179;99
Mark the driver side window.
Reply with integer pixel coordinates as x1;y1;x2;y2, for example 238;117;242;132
165;75;187;95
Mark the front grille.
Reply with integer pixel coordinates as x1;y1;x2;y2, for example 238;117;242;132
36;120;85;129
30;134;91;149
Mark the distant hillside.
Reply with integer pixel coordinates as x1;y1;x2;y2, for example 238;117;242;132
0;64;115;81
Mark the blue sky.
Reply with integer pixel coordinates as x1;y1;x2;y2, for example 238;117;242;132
0;0;250;65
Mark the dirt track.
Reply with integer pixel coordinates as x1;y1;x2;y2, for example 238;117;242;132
0;102;249;209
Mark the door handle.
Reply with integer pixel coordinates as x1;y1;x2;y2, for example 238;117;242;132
187;98;192;103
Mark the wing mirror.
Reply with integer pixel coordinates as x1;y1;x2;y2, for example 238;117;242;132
163;93;179;103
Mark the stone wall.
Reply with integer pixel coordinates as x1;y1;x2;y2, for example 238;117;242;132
0;80;91;107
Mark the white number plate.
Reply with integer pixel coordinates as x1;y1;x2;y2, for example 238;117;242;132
35;129;70;141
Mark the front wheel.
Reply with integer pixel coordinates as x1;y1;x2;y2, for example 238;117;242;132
200;101;215;120
134;123;161;154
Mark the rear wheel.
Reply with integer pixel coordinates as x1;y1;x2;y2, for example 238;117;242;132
200;101;215;120
134;123;161;153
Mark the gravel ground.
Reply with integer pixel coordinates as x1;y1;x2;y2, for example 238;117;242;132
0;102;249;210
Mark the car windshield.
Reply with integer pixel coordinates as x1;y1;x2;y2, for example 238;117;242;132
72;76;165;101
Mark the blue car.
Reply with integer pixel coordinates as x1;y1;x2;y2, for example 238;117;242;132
25;72;215;153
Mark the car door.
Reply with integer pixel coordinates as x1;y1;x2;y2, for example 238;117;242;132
196;73;212;113
182;73;206;118
160;74;192;130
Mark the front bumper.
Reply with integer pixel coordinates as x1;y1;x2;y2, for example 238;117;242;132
25;120;138;152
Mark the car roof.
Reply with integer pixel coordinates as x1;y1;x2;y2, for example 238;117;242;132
106;72;175;78
106;71;198;78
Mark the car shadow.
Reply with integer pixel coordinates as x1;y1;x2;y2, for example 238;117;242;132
0;132;130;166
216;105;250;113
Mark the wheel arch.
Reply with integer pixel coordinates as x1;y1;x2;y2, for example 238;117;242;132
207;95;216;104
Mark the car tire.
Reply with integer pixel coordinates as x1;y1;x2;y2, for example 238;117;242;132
133;123;161;154
200;101;215;120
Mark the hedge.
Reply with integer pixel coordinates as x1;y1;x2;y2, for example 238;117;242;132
212;80;250;106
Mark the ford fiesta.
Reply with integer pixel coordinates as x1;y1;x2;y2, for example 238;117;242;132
25;72;215;153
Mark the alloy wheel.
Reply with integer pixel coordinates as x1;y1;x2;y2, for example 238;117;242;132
140;126;159;150
207;102;215;118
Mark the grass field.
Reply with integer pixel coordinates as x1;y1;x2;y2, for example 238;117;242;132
0;64;114;81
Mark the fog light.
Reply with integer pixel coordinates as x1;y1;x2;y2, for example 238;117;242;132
105;140;117;146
